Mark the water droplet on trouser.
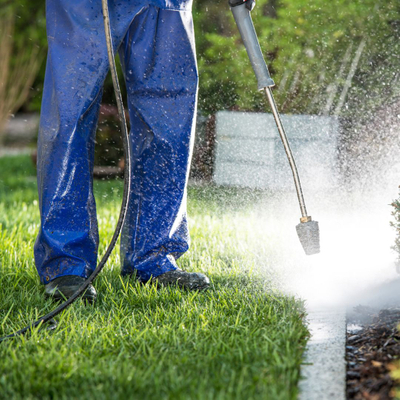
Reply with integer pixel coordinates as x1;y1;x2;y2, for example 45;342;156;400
34;1;198;284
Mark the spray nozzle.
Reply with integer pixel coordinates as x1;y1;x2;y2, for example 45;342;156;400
296;217;320;255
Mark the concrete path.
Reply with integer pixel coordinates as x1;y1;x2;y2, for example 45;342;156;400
299;307;347;400
3;113;39;141
0;147;32;158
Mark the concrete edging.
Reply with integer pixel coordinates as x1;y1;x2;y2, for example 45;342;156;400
299;308;347;400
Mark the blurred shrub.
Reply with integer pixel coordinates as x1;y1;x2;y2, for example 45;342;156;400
94;105;124;167
1;1;47;113
10;0;399;121
6;0;400;180
194;0;400;118
0;14;43;142
391;190;400;269
339;98;400;190
189;113;215;181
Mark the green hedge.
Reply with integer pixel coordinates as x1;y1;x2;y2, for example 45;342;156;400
194;0;400;116
5;0;400;120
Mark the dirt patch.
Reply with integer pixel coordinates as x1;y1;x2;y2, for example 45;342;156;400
346;307;400;399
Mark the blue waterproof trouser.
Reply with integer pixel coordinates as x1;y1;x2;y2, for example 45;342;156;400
34;1;198;284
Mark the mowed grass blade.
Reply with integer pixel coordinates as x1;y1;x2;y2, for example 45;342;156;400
0;155;308;399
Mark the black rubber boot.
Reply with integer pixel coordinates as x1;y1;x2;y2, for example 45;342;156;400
154;269;210;291
45;276;97;304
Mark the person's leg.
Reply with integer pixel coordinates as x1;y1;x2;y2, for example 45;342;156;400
34;0;142;285
119;7;202;282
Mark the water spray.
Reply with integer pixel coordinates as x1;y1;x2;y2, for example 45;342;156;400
229;0;320;255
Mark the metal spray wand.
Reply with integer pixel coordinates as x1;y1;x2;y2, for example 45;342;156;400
229;0;320;255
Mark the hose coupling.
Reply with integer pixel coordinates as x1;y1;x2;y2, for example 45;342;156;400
229;0;255;11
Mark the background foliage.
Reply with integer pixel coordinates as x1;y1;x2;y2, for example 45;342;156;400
194;0;400;118
391;191;400;266
3;0;399;120
0;0;47;112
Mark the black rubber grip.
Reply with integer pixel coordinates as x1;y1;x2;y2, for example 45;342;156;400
229;0;255;11
229;0;245;6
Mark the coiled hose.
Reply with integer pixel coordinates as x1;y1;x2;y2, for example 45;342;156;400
0;0;131;343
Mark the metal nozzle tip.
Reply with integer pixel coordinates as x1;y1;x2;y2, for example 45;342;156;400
296;220;320;255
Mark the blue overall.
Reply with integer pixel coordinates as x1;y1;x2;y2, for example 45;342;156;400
34;0;198;284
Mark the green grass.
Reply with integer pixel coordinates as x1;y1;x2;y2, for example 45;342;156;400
0;155;308;400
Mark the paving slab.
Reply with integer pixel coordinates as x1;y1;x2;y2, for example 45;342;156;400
299;307;347;400
3;113;39;141
0;147;32;158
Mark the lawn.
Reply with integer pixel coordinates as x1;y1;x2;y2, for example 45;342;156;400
0;155;308;399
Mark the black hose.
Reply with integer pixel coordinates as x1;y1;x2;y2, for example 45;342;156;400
0;0;131;343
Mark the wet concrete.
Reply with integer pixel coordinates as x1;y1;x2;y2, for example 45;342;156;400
299;307;347;400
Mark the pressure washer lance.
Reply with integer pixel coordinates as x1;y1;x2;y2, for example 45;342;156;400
0;0;131;343
229;0;320;255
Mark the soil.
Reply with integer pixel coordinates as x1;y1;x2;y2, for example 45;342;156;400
346;307;400;399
